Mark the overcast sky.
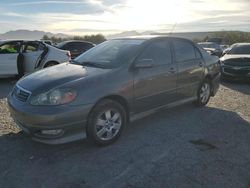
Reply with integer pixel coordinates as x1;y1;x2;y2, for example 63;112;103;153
0;0;249;35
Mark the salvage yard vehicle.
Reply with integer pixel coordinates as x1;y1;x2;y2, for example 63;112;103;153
8;36;221;146
198;42;223;57
56;40;95;59
220;43;250;80
0;40;71;78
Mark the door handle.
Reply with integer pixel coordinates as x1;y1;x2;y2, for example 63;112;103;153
199;62;203;67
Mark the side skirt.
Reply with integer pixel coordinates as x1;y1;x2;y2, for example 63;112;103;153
130;97;197;122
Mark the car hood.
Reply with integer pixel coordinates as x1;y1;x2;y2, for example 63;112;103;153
17;62;110;93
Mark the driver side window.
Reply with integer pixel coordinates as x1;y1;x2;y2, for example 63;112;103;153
0;42;20;54
137;40;172;66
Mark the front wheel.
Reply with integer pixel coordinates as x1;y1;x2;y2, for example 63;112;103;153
194;80;211;106
86;99;127;146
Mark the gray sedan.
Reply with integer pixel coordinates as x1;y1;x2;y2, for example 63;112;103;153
8;36;220;146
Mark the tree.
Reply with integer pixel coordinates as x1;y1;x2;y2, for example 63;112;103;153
41;35;50;40
41;34;106;44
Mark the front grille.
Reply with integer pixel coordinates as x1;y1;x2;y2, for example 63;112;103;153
13;85;31;102
224;58;250;67
223;67;250;75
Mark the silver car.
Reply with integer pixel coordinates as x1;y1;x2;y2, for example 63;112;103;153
0;40;70;78
8;36;220;146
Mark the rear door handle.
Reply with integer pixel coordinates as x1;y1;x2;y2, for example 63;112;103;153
199;62;203;67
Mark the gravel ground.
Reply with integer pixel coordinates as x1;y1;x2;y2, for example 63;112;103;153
0;79;250;188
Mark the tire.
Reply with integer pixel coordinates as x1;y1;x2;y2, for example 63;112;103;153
194;80;211;107
86;99;127;146
44;62;58;68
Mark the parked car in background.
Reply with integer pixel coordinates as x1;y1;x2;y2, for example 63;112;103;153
220;45;230;51
8;36;220;146
220;43;250;80
56;40;95;59
198;42;223;57
0;40;71;78
40;40;53;46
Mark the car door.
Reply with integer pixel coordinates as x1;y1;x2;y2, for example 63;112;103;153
172;39;204;99
0;41;21;76
133;39;178;113
22;42;45;73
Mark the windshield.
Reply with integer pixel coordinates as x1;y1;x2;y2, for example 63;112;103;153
228;45;250;55
73;39;145;68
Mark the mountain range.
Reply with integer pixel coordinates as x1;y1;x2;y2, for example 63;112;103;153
0;29;243;41
0;30;69;40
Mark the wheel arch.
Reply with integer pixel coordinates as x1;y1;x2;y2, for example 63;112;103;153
43;60;59;68
87;94;130;123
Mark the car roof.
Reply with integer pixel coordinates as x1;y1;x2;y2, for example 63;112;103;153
112;35;192;41
233;43;250;46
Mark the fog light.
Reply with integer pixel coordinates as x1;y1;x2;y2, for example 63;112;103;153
41;129;63;135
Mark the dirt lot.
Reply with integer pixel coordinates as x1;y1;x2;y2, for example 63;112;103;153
0;79;250;188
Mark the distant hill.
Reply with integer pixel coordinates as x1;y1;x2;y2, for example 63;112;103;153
107;30;215;40
0;30;69;40
106;31;140;39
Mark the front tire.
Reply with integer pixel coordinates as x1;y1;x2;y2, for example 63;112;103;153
86;99;127;146
194;80;211;106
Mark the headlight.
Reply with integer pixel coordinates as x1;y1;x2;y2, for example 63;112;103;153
30;88;77;105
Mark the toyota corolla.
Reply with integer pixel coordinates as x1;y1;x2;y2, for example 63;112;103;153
8;36;220;146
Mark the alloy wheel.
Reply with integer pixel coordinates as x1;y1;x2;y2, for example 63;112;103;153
95;109;122;141
200;83;211;103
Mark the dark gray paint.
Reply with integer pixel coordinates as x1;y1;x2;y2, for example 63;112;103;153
8;36;221;144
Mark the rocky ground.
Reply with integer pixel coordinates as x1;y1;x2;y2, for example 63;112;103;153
0;79;249;188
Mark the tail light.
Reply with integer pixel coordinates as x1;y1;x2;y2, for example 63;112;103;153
66;51;71;59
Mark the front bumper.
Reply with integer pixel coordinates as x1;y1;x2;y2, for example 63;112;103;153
8;96;93;144
221;65;250;80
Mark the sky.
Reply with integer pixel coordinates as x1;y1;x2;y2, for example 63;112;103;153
0;0;250;35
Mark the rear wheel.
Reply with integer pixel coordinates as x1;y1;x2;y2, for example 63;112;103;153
86;99;127;146
194;80;211;106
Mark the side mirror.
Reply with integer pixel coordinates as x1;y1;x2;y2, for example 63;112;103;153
134;59;154;68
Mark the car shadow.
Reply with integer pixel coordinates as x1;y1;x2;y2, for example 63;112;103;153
0;78;17;99
0;104;250;188
221;80;250;95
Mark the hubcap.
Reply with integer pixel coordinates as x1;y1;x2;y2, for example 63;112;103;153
200;83;210;103
95;109;122;141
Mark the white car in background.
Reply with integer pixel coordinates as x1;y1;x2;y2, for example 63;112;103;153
0;40;71;78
